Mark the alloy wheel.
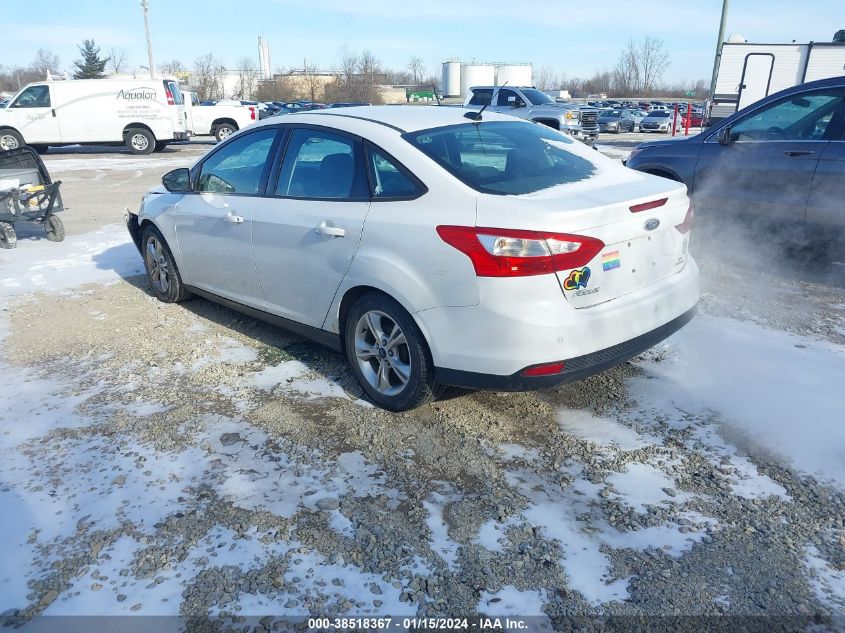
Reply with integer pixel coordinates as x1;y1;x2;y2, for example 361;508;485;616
145;235;170;294
354;310;411;397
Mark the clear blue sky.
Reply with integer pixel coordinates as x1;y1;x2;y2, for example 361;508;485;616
3;0;840;82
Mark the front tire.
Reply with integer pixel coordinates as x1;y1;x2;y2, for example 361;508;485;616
344;292;440;412
44;214;65;242
141;225;191;303
125;127;156;155
0;129;24;151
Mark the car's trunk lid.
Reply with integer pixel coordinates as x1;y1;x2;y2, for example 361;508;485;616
475;173;690;308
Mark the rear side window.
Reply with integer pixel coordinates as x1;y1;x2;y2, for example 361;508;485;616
468;89;493;106
365;145;424;199
10;85;50;108
405;121;596;196
275;128;368;199
197;128;277;194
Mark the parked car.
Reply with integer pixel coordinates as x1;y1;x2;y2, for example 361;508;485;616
625;75;845;243
465;86;599;144
0;78;187;154
182;91;258;141
639;110;679;133
126;106;698;411
598;109;636;133
629;109;648;130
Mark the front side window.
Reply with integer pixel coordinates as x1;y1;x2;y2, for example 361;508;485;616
196;128;277;194
730;90;845;142
276;128;368;199
468;89;493;106
366;146;423;199
519;88;555;106
11;85;50;108
405;121;596;196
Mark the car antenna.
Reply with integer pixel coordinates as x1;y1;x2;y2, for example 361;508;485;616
465;81;507;121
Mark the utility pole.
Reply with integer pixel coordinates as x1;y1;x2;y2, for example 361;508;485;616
140;0;155;79
708;0;730;113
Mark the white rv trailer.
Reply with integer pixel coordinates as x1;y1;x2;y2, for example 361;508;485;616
710;32;845;123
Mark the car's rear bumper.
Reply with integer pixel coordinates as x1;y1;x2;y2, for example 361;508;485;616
418;257;699;379
435;305;696;391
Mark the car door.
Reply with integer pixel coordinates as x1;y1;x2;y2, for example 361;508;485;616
492;88;523;114
6;85;61;143
693;88;845;223
173;126;280;307
251;125;371;327
805;99;845;232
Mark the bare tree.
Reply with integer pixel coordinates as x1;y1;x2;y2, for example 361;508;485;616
107;47;128;74
612;39;641;95
233;56;258;99
325;50;385;104
192;53;226;101
535;66;561;91
407;56;425;85
159;59;186;76
639;36;670;94
31;49;61;78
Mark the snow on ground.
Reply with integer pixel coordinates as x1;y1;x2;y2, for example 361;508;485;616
632;313;845;489
477;586;552;627
558;408;656;451
804;545;845;611
43;154;200;174
605;463;691;513
0;224;141;296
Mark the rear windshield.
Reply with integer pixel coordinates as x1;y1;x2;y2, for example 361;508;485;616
403;121;597;196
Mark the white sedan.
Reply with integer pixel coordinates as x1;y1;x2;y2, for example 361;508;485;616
127;106;699;411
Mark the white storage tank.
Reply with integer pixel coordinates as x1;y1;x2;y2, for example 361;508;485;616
495;64;532;87
460;64;495;97
442;59;461;97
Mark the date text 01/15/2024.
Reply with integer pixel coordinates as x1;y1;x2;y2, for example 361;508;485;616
307;617;532;630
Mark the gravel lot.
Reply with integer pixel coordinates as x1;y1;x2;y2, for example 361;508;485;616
1;135;843;631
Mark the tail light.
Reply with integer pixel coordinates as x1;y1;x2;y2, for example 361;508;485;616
249;106;256;120
675;201;695;234
630;197;667;213
436;226;604;277
165;88;175;106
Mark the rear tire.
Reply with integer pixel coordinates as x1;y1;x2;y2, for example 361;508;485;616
30;144;49;155
0;222;16;248
44;214;65;242
0;129;24;151
154;141;168;152
141;225;192;303
344;292;441;412
214;123;237;142
125;127;156;155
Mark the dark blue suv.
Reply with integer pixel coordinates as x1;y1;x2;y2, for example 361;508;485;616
625;76;845;238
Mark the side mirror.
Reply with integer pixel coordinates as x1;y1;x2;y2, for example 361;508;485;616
162;168;191;193
717;126;733;145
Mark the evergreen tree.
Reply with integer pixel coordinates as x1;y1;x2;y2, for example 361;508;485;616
72;39;109;79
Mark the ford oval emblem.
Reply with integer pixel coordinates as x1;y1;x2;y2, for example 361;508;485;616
644;218;660;231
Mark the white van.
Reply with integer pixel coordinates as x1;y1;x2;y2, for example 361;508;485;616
0;78;188;155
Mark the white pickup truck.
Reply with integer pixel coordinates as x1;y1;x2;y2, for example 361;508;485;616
182;91;258;142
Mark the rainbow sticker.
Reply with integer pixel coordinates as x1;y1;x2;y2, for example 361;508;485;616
602;251;621;271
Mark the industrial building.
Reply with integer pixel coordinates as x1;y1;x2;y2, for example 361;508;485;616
442;60;533;98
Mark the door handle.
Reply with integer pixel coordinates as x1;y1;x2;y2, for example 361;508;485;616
315;222;345;238
224;213;244;224
784;150;814;157
51;109;56;118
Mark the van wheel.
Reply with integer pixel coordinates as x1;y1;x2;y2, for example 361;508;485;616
141;225;191;303
154;141;168;152
0;130;23;151
125;128;156;155
44;215;65;242
0;222;17;248
344;292;441;412
214;123;237;142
